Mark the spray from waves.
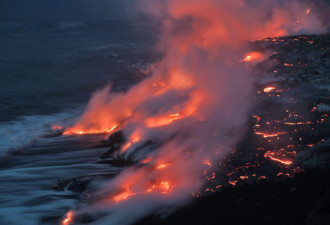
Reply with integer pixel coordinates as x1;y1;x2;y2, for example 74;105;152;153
0;112;79;156
60;0;326;224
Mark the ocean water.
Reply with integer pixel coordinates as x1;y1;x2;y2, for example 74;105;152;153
0;0;158;151
0;1;157;224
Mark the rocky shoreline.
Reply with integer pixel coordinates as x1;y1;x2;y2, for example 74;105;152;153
52;33;330;225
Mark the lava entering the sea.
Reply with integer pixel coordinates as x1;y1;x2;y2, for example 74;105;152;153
57;1;326;224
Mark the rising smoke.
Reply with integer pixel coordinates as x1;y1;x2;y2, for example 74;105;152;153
63;1;326;224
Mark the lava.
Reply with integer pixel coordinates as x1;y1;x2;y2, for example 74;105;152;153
146;181;173;194
255;131;288;138
63;124;118;136
264;152;293;165
62;210;74;225
241;52;264;62
145;113;183;128
113;190;137;202
263;87;276;93
155;163;171;170
55;1;326;224
122;131;142;151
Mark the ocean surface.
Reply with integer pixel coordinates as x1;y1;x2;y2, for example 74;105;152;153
0;1;157;224
0;0;158;150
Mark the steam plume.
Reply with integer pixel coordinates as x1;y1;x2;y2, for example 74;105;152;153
62;1;326;224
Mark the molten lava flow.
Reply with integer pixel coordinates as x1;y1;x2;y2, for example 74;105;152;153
63;124;118;135
241;52;264;62
122;131;142;151
255;131;288;138
155;163;171;170
112;181;174;203
145;113;183;128
264;152;293;165
146;181;173;194
62;211;74;225
263;87;276;93
57;1;326;224
203;160;212;167
113;190;137;202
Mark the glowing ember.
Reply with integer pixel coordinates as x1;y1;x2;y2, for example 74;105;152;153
62;210;73;225
263;87;276;93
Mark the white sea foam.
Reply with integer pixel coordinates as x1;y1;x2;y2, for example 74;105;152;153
0;112;77;154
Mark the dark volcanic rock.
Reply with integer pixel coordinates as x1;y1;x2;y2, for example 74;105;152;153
53;177;92;194
134;168;330;225
100;131;125;159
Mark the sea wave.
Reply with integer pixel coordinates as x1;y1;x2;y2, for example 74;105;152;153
0;112;78;155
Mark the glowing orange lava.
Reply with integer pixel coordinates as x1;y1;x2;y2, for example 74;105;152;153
147;181;173;194
263;87;276;93
63;124;118;135
145;113;183;128
241;52;264;62
255;131;288;138
203;160;212;167
122;132;141;151
264;152;293;165
155;163;171;170
113;190;137;202
62;210;73;225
